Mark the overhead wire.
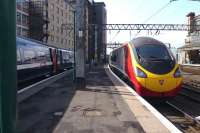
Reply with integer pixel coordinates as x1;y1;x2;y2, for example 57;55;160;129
111;30;121;42
135;0;176;37
142;1;172;24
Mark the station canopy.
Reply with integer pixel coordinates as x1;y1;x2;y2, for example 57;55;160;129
178;43;200;51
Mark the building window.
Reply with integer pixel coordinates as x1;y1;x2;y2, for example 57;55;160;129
57;17;59;23
22;28;28;37
51;25;54;31
16;0;22;10
52;15;54;21
57;27;59;33
51;35;54;41
51;3;54;9
57;7;59;14
17;27;21;36
22;0;29;13
61;28;63;34
17;12;21;25
64;3;67;9
61;10;63;16
66;13;68;18
22;14;28;26
55;36;58;42
43;11;47;18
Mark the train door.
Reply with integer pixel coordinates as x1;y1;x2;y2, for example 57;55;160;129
59;50;63;70
50;48;57;74
56;49;61;71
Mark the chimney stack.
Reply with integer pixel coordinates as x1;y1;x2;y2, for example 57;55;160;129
187;12;195;34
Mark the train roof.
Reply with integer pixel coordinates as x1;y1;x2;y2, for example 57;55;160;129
131;37;165;48
17;36;72;51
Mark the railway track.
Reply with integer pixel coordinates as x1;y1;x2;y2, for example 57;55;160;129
166;101;200;133
112;67;200;132
179;85;200;103
156;84;200;133
154;101;200;133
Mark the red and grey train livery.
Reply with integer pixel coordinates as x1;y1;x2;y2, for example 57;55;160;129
109;37;182;97
17;37;73;85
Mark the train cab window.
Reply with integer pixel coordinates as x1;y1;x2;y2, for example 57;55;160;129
23;49;36;64
136;44;171;61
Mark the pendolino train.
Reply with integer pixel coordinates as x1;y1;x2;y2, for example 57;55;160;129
17;37;73;84
109;37;182;98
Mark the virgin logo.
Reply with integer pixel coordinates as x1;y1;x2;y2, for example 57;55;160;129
159;80;164;86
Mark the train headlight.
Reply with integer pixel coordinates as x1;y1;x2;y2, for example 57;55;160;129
135;67;147;78
174;68;181;78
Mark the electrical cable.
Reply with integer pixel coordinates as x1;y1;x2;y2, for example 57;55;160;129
136;0;176;37
111;30;121;42
143;2;171;24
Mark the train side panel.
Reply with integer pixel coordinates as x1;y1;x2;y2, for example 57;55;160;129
17;38;52;83
109;46;126;76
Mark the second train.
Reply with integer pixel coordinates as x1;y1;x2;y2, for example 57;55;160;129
109;37;182;98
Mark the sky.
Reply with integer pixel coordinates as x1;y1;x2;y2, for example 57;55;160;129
94;0;200;48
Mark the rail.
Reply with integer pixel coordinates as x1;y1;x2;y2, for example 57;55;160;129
165;101;200;132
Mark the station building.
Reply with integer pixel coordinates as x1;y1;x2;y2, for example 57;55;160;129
178;12;200;65
29;0;72;50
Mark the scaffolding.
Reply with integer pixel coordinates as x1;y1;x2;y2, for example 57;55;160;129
29;0;49;42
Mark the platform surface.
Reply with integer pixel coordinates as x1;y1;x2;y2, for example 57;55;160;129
53;65;178;133
19;66;179;133
53;66;145;133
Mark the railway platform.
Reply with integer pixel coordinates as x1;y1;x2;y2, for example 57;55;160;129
18;65;181;133
181;65;200;92
183;73;200;91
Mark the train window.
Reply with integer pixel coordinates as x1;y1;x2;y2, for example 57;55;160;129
136;44;171;61
23;49;36;64
37;51;45;57
36;51;46;62
17;48;22;65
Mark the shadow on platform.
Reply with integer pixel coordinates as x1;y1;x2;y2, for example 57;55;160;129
18;72;76;133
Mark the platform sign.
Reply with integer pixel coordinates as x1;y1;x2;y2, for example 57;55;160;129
0;0;17;133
